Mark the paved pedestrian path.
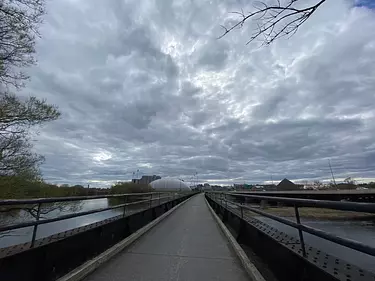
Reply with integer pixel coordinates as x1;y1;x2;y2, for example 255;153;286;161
85;193;249;281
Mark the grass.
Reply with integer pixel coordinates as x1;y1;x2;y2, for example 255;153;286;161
245;206;375;221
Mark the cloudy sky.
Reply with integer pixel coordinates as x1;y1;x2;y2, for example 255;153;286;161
22;0;375;186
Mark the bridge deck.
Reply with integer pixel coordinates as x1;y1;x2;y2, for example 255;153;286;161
85;193;250;281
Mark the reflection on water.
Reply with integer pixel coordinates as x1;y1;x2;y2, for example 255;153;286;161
256;216;375;273
0;198;122;248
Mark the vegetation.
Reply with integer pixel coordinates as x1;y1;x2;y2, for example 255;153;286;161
110;182;153;194
245;207;375;221
358;182;375;189
0;177;157;199
0;0;60;182
0;176;105;199
0;0;46;87
0;94;60;179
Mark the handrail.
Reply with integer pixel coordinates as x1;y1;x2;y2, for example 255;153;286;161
206;192;375;259
0;191;190;248
0;191;165;206
240;202;375;257
210;191;375;213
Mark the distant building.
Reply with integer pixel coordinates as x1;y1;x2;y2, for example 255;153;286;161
277;178;303;191
150;178;191;192
234;184;253;190
211;185;229;191
132;175;161;185
257;184;277;191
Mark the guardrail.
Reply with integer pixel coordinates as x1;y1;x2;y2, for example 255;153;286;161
0;192;184;248
206;192;375;258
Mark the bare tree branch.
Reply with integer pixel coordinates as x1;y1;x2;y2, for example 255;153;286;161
218;0;327;45
0;1;60;183
0;0;45;88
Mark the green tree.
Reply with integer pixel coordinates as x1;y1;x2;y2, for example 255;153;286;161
110;182;153;194
0;0;60;183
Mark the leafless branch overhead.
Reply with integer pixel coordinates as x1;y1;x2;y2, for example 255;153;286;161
219;0;327;45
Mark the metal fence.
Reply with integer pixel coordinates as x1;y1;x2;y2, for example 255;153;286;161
0;191;185;248
206;192;375;258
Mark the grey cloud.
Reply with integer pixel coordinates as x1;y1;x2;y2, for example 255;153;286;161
196;41;230;70
121;100;165;129
251;94;285;120
20;0;375;187
180;156;229;172
224;118;364;160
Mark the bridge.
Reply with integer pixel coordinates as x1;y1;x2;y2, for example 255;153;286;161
0;191;374;281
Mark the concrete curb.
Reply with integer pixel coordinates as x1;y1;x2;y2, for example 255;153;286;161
205;196;266;281
58;194;197;281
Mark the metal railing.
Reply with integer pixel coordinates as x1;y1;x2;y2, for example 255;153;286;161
0;192;186;248
206;192;375;258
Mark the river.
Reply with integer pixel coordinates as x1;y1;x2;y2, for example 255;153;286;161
0;198;129;248
256;217;375;273
223;200;375;273
1;198;375;274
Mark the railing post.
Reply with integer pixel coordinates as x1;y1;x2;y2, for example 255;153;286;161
158;192;161;205
30;203;42;248
149;193;153;208
225;193;227;208
240;204;243;219
123;195;127;218
294;205;307;257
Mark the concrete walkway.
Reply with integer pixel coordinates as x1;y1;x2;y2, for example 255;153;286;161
85;193;249;281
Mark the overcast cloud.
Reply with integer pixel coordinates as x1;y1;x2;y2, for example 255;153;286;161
21;0;375;186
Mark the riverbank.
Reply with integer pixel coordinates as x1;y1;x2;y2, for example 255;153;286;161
245;206;375;221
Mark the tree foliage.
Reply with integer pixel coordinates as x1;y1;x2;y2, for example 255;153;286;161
0;176;109;199
344;177;356;185
110;182;153;194
219;0;327;45
0;0;60;180
313;180;323;189
0;93;60;178
0;0;45;88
